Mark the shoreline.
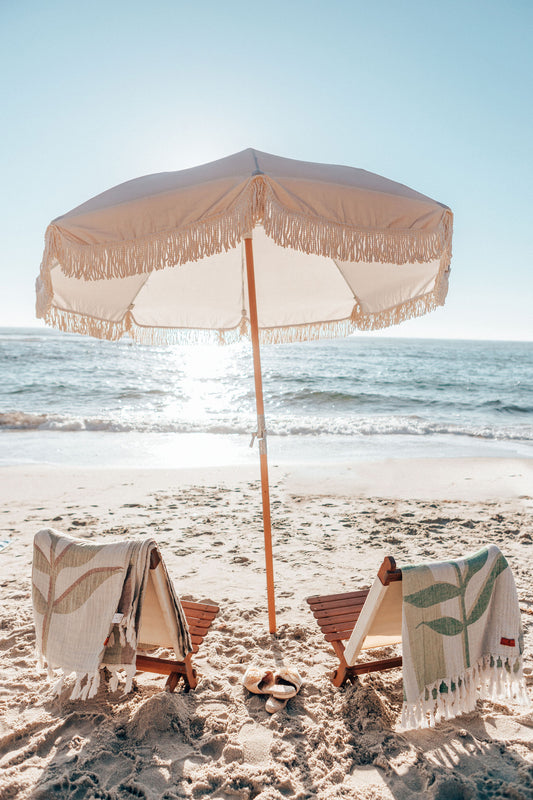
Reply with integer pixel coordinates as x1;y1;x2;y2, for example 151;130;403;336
2;428;532;472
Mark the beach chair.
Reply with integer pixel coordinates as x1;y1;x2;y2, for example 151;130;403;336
306;556;402;686
32;529;219;697
135;548;219;691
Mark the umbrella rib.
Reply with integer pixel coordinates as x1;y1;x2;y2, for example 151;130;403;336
330;257;363;317
122;271;153;322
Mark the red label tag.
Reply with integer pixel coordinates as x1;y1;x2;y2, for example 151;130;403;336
500;637;515;647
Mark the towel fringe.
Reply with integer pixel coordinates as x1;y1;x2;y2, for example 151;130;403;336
122;664;136;694
400;655;529;730
70;674;83;700
51;674;65;696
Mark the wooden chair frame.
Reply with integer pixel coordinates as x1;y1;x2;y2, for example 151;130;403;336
307;556;402;687
135;550;219;692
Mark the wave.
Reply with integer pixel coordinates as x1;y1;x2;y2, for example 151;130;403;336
1;410;532;442
479;399;533;414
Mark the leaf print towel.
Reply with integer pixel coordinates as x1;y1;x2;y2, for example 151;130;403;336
32;528;191;700
401;545;529;729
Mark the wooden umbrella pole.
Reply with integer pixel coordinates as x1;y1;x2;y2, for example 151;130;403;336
244;233;277;634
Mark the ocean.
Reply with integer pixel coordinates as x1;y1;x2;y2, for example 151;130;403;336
1;327;532;468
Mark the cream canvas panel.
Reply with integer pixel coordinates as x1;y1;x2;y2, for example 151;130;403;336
50;149;447;254
131;249;244;331
335;258;441;314
251;229;355;328
95;228;357;332
344;578;403;666
37;148;452;342
137;564;181;654
56;159;254;245
51;264;149;323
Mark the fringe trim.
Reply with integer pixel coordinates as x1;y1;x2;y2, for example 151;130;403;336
262;182;453;267
37;266;450;346
106;664;137;694
40;178;262;282
38;176;453;282
36;646;137;699
36;174;452;342
400;655;530;730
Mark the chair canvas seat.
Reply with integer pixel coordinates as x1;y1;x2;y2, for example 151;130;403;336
344;577;402;663
138;561;183;651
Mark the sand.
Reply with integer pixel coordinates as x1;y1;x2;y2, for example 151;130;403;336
0;457;532;800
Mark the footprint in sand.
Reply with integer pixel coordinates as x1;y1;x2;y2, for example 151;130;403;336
237;722;273;764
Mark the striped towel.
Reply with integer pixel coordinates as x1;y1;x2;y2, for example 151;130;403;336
32;528;191;700
401;545;529;729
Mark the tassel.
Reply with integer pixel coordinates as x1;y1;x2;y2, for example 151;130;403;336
70;674;83;700
125;615;137;648
81;671;100;700
122;664;136;694
51;674;65;696
108;668;120;692
80;673;92;701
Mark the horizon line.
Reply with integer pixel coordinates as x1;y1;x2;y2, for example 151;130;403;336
1;324;532;345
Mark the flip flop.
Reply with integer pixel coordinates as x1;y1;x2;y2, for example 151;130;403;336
265;695;289;713
270;667;303;698
243;666;276;695
265;667;303;713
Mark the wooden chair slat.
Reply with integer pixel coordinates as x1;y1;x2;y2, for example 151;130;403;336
307;589;370;605
324;627;358;642
320;619;362;636
187;626;209;639
315;611;363;629
183;605;219;617
184;615;214;629
311;599;367;618
181;600;219;614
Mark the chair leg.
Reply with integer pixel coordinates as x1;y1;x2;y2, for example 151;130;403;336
331;641;350;687
332;664;349;687
183;653;197;691
165;672;182;693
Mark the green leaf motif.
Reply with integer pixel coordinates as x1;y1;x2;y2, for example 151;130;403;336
467;553;508;626
32;584;49;615
464;548;489;584
404;582;462;609
33;545;51;576
52;567;123;615
418;616;464;636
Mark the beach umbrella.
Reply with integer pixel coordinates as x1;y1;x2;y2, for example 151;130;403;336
36;148;453;633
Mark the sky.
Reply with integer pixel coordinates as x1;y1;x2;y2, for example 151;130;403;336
1;0;532;340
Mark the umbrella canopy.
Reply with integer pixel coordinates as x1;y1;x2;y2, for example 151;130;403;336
36;148;453;633
37;148;452;344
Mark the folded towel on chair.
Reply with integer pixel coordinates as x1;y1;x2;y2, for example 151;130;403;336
32;528;191;699
401;544;529;729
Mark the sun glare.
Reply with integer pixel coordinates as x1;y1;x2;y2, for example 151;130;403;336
166;342;251;424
